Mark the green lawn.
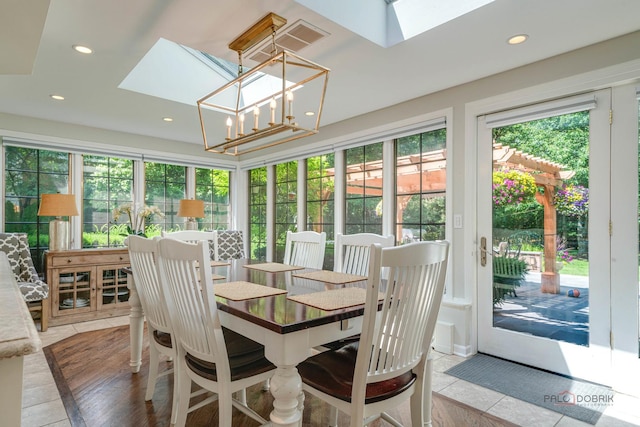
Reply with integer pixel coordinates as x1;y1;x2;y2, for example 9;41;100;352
556;258;588;276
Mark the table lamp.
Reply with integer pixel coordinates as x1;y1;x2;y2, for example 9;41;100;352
177;199;205;230
37;193;79;251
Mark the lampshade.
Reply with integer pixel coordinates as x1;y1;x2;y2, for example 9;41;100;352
37;193;78;251
177;199;205;218
197;12;330;156
37;193;79;217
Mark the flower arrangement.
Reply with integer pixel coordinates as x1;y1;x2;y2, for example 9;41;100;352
492;169;537;207
112;203;164;236
554;184;588;218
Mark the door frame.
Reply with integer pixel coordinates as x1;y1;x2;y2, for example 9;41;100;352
475;89;612;386
610;83;640;397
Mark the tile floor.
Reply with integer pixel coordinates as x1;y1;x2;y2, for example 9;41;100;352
21;316;640;427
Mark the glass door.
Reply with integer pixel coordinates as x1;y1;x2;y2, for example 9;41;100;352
477;90;612;385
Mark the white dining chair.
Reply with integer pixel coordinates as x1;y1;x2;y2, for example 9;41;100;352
212;230;246;261
320;232;395;353
161;230;216;259
282;230;327;269
298;240;450;427
334;232;395;276
126;235;179;424
156;238;276;427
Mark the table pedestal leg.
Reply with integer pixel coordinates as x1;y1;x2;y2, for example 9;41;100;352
127;273;144;373
269;366;303;427
297;388;305;427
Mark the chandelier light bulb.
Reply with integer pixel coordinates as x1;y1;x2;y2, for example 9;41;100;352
253;105;260;130
286;90;294;120
270;98;277;125
225;116;233;140
239;113;245;135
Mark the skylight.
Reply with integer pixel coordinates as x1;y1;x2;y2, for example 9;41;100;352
295;0;495;47
119;38;289;109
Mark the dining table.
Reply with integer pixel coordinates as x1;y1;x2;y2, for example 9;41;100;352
125;258;374;427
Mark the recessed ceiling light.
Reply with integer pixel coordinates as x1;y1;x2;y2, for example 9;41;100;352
507;34;528;45
73;44;93;54
162;117;173;122
305;111;315;116
50;94;65;100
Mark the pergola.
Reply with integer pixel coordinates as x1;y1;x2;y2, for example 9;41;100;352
332;144;573;293
338;149;446;240
493;144;574;293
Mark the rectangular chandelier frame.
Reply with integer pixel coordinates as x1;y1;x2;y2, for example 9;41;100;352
198;50;329;156
197;12;330;156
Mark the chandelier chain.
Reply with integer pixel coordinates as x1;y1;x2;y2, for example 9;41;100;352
270;26;277;56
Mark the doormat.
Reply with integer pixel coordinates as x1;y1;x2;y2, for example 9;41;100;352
444;353;613;425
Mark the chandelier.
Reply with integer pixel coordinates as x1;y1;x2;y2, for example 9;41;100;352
197;13;330;156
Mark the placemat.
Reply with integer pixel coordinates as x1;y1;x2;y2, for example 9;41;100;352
213;281;287;301
287;287;382;311
243;262;305;273
194;260;230;268
292;270;367;284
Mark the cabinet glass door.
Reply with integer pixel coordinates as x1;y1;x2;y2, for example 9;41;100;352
56;269;92;315
98;266;130;309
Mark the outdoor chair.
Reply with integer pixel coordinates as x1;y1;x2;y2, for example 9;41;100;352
156;238;275;427
283;230;326;269
0;233;49;331
298;240;450;427
493;255;528;301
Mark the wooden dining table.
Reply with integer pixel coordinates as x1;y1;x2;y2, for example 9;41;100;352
125;258;372;427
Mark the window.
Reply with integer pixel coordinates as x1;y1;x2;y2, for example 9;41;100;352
345;142;383;234
307;153;335;269
4;146;70;270
395;129;447;244
144;162;186;233
249;167;267;260
83;155;133;248
274;161;298;262
196;168;230;230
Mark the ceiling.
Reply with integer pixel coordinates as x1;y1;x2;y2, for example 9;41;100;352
1;0;640;156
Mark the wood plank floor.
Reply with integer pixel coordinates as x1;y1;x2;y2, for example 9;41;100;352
43;325;517;426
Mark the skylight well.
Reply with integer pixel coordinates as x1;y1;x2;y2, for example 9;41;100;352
119;38;255;107
295;0;495;47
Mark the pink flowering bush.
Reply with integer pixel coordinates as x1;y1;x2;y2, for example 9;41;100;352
492;169;537;207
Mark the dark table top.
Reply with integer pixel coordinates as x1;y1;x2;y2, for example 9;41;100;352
212;259;369;335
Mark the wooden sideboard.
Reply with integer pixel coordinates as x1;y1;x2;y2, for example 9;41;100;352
45;248;130;326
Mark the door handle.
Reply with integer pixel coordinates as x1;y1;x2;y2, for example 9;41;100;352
480;237;487;267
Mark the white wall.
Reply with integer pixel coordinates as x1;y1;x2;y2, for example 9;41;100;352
2;30;640;354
